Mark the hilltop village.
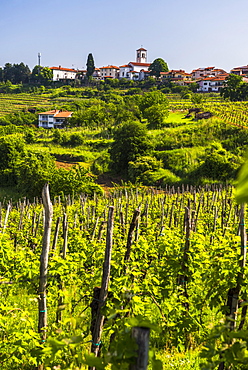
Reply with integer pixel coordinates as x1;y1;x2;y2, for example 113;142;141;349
50;47;248;93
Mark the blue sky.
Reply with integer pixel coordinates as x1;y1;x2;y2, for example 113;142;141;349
1;0;248;73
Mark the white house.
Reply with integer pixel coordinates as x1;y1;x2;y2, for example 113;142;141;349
197;75;228;92
38;110;73;128
50;66;78;81
119;64;132;79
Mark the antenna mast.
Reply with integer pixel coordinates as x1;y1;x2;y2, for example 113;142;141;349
38;53;41;66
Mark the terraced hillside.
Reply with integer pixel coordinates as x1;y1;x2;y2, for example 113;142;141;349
0;93;52;116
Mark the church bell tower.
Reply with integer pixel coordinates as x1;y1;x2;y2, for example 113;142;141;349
136;47;147;63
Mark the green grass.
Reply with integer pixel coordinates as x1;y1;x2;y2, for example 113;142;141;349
156;349;203;370
164;111;193;124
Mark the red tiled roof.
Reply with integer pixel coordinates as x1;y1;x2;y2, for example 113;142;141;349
39;109;58;115
55;111;73;118
50;66;77;72
136;47;147;51
39;109;73;117
192;67;215;72
200;76;226;81
100;65;120;70
129;62;150;67
231;65;248;70
169;69;185;73
119;64;130;68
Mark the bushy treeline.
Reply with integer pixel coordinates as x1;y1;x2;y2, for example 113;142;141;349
104;118;243;186
0;133;102;199
0;63;53;85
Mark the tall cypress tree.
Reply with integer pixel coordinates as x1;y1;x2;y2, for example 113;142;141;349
86;53;95;78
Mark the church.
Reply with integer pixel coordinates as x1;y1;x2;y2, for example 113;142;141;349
119;47;151;81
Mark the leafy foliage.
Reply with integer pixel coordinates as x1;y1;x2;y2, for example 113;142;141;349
110;121;153;173
148;58;169;77
86;53;95;78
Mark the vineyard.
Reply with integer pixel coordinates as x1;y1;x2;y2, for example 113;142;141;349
0;93;52;116
0;184;247;369
169;98;248;129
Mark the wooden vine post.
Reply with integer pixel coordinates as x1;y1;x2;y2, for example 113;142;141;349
218;204;247;370
38;184;53;344
90;206;114;369
129;327;150;370
124;208;140;262
225;204;247;332
178;204;191;310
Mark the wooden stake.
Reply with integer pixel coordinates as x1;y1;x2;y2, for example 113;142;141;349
124;209;140;262
3;203;11;233
52;217;61;254
129;327;150;370
90;206;114;367
38;184;53;340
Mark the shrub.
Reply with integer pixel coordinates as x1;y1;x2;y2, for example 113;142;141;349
142;168;181;186
110;121;153;173
192;145;241;181
91;151;111;175
128;156;162;182
67;133;84;146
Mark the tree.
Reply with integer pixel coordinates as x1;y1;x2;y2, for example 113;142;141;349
13;62;30;83
86;53;95;78
148;58;169;78
3;63;30;84
139;90;169;113
143;104;169;128
109;121;152;173
31;66;53;84
220;74;243;101
3;63;15;82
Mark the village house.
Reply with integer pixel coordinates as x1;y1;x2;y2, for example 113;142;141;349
50;66;78;81
92;68;101;80
191;67;227;79
197;74;228;92
99;65;120;79
38;110;73;129
160;69;192;85
230;65;248;76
